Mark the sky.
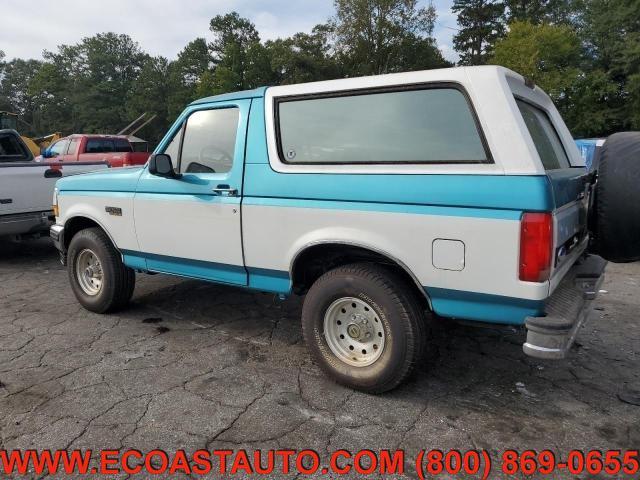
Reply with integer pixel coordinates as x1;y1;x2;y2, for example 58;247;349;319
0;0;458;63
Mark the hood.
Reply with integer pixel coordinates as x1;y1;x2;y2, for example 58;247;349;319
56;166;144;192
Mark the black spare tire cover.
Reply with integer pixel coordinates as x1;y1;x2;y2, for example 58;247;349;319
592;132;640;262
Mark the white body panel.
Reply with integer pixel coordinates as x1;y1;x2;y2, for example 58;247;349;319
134;194;243;267
0;163;108;216
242;204;549;301
58;193;139;251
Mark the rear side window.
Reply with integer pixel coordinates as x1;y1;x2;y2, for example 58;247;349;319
114;138;132;152
276;86;489;164
86;139;114;153
516;99;570;170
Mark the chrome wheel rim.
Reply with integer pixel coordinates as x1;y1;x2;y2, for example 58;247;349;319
323;297;386;367
75;248;103;296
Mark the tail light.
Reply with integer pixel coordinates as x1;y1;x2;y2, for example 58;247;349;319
519;212;553;282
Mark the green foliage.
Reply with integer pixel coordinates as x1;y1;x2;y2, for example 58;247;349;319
208;12;262;92
0;58;44;133
127;56;171;143
332;0;448;75
492;21;581;99
167;38;211;118
579;0;640;132
452;0;505;65
266;26;342;85
504;0;580;24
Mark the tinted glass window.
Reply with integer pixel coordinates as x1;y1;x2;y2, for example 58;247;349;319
516;99;569;170
0;133;30;161
277;87;487;164
114;138;132;152
86;139;102;153
101;140;114;153
179;108;239;174
86;139;115;153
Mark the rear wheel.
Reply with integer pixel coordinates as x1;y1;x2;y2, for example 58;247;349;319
301;263;427;393
67;227;135;313
592;132;640;262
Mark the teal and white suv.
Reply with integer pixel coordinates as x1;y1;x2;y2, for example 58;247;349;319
50;66;640;392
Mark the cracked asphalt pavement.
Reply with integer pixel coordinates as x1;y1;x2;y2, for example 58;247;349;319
1;238;639;478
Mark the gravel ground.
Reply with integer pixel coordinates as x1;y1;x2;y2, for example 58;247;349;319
0;238;638;478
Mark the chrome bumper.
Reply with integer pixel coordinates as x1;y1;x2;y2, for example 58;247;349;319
523;254;607;360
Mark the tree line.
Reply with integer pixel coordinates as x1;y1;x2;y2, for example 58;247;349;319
0;0;638;146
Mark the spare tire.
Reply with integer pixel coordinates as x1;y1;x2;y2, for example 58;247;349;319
591;132;640;262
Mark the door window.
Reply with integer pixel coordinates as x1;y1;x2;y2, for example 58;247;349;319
178;108;239;174
67;138;79;156
49;139;69;157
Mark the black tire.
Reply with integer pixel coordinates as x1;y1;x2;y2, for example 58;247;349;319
67;227;135;313
592;132;640;262
301;263;428;393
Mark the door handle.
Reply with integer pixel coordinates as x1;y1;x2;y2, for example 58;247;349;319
212;184;238;196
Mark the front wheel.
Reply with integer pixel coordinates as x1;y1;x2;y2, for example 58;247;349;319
67;227;135;313
301;263;427;393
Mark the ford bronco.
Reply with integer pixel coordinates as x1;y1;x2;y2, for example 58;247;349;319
50;66;640;392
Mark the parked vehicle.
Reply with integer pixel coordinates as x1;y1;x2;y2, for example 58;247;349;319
38;134;150;168
575;138;605;170
0;111;63;157
50;66;640;392
0;129;109;239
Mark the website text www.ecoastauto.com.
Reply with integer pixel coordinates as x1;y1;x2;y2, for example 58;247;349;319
1;448;639;477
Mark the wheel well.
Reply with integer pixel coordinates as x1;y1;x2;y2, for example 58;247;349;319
291;243;430;309
63;217;101;250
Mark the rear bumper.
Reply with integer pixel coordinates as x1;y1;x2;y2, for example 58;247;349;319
523;254;607;359
0;211;52;238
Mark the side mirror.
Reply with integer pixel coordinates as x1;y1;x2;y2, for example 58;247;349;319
44;168;62;178
149;153;181;179
42;148;53;159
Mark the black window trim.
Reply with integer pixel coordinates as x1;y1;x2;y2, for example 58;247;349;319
273;81;494;166
513;95;571;171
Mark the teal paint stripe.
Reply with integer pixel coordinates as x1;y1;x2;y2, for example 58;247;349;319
58;191;134;198
425;286;544;325
121;250;292;294
122;252;147;271
243;163;555;212
121;250;247;286
546;168;588;207
247;267;292;294
243;196;522;220
56;167;143;193
134;192;241;205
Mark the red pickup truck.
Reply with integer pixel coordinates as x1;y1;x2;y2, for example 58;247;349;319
38;134;150;168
